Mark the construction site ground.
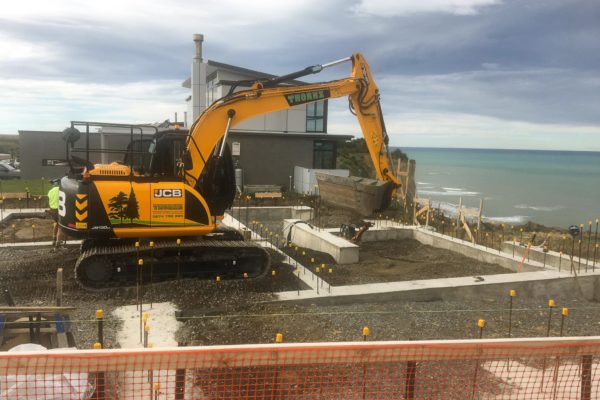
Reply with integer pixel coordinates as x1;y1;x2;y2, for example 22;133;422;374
1;212;599;350
282;239;512;285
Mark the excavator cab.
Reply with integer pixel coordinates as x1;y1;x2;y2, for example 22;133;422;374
124;130;189;179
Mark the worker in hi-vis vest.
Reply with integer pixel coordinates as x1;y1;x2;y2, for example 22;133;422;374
48;179;63;247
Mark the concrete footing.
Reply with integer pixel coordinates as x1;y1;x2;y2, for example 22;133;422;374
230;206;312;222
502;241;598;272
283;219;358;263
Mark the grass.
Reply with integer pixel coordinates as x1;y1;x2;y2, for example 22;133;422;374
0;179;53;196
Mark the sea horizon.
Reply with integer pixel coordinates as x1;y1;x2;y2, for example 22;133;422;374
401;146;600;155
396;147;600;229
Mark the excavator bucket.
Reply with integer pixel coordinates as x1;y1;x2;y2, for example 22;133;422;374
316;172;394;216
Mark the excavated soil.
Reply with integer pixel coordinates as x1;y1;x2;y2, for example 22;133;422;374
326;239;512;285
0;216;55;242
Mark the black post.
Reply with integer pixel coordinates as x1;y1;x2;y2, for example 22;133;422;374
581;355;593;400
93;343;106;400
593;218;599;272
586;222;592;271
405;361;417;399
150;242;155;307
176;239;181;279
578;225;584;272
96;309;104;348
508;290;516;338
175;342;186;400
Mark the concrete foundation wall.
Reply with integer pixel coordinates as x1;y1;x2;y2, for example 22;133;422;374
277;274;600;306
413;229;540;273
230;206;312;222
501;242;595;270
284;219;359;264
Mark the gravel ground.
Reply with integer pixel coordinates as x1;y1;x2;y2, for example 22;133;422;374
1;207;598;351
178;295;600;346
0;246;302;349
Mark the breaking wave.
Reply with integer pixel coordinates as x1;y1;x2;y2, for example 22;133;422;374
420;189;481;197
483;215;531;224
514;204;564;212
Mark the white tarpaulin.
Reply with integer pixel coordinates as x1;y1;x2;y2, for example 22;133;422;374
0;344;94;400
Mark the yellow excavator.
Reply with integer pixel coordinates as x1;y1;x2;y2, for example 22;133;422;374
58;53;400;289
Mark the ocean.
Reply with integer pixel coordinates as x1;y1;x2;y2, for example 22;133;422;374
400;148;600;229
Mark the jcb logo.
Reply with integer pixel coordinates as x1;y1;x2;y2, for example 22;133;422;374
154;189;182;198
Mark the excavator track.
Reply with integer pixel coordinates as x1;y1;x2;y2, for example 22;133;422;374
75;238;270;290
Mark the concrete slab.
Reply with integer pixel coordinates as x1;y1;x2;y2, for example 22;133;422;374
283;219;359;264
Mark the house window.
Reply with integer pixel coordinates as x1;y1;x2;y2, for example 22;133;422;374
313;140;336;169
306;100;327;132
207;78;217;105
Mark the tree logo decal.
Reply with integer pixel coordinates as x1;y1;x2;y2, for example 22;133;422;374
108;188;140;225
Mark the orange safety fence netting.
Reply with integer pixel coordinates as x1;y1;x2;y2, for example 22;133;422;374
1;337;600;399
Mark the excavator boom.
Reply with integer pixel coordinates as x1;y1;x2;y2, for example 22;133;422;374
185;53;400;199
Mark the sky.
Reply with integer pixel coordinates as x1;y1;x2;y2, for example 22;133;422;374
1;0;599;150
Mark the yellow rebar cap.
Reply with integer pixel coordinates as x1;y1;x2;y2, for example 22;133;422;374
477;319;485;328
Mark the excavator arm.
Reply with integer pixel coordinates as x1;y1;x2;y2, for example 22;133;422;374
184;53;401;195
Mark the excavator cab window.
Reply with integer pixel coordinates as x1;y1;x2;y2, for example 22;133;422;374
123;139;153;174
148;133;187;179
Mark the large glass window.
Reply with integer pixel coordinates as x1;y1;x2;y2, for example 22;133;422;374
313;140;336;169
306;100;327;132
207;78;217;105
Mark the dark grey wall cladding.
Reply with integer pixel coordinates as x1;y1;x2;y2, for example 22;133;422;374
19;130;341;190
19;131;137;179
19;131;85;179
228;133;314;190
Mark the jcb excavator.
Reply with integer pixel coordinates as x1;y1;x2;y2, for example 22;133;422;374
58;53;400;289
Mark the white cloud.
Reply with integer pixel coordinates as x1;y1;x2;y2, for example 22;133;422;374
0;33;55;62
0;78;187;133
327;105;600;151
352;0;501;17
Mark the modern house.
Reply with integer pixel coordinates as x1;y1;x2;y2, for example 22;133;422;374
180;34;351;191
